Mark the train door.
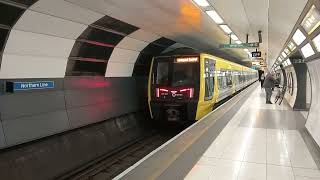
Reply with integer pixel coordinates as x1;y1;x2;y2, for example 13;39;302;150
195;58;215;120
204;58;215;101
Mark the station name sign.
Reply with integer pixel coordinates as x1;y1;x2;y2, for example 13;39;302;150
6;81;55;92
219;42;259;49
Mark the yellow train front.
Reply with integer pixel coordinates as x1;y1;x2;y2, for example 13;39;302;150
148;48;257;124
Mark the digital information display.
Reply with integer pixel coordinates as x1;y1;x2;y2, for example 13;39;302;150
175;57;199;63
251;51;262;58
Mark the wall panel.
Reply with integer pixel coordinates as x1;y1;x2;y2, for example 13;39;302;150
3;110;70;146
14;10;87;40
30;0;104;25
4;30;74;57
116;36;148;51
0;54;68;78
105;62;134;77
284;67;297;108
108;48;140;63
306;59;320;146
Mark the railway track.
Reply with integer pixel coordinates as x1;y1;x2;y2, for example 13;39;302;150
58;131;177;180
59;83;256;180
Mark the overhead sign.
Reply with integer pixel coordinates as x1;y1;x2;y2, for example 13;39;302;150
219;42;259;49
251;51;262;58
292;59;304;64
6;81;55;92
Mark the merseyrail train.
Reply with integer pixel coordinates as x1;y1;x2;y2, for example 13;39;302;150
148;48;258;123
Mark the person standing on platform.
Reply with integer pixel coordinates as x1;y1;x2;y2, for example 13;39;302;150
260;73;265;88
263;73;277;104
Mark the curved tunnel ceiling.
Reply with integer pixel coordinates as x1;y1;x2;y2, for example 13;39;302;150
66;0;308;68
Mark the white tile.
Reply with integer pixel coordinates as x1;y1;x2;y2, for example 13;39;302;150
267;129;284;136
66;0;119;18
293;168;320;178
14;10;87;40
184;164;214;180
267;165;294;180
116;37;149;51
267;141;288;153
267;151;291;166
243;148;267;164
211;160;241;180
238;162;266;180
31;0;104;25
105;62;134;77
224;141;248;152
128;29;160;42
108;48;140;63
295;176;320;180
0;54;68;78
197;157;220;166
4;30;74;58
221;149;245;161
290;155;318;169
203;147;225;158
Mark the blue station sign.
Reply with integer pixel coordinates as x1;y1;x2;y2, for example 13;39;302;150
6;81;55;92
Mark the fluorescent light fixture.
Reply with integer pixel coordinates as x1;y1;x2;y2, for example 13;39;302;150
235;40;242;44
206;10;224;24
220;25;232;34
231;34;239;40
281;52;287;58
284;48;290;55
286;59;292;66
313;33;320;52
193;0;210;7
288;41;296;51
301;43;315;58
292;29;306;45
301;5;320;34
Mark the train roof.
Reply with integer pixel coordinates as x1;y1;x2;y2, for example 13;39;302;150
157;48;256;72
158;48;201;57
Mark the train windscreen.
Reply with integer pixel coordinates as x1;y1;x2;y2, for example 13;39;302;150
153;57;199;87
172;63;197;86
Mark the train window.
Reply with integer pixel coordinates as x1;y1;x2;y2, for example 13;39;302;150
226;71;232;87
156;61;169;85
216;71;223;90
234;71;240;85
204;59;214;100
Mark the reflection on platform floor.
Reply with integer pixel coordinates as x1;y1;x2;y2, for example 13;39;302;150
185;87;320;180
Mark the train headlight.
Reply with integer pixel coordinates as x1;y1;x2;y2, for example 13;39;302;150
180;88;194;98
156;88;169;98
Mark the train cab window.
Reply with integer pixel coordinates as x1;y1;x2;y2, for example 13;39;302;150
156;61;169;85
172;62;197;87
204;59;215;100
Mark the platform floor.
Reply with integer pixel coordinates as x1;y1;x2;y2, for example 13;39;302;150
185;86;320;180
